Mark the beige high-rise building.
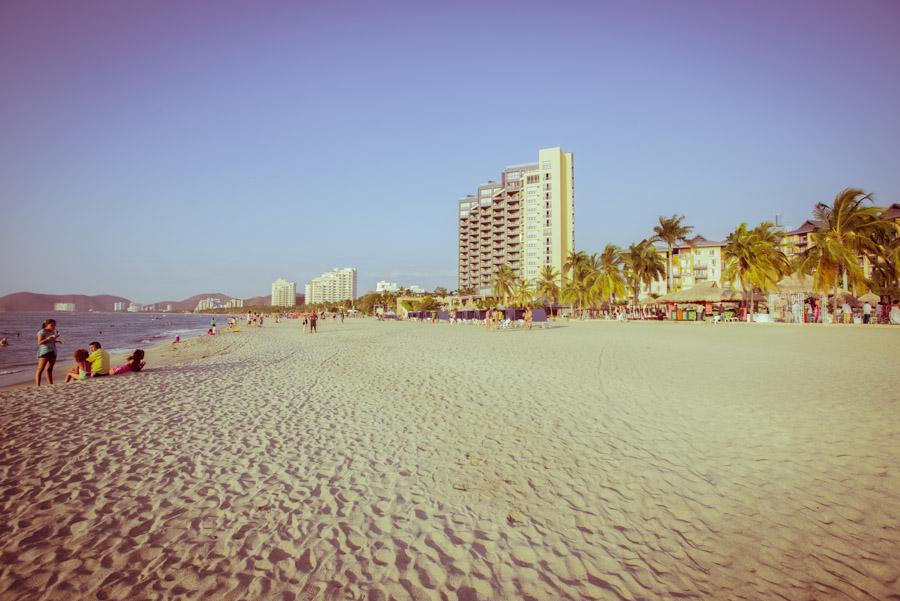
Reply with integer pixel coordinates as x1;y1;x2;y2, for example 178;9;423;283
271;277;297;307
304;268;358;305
458;147;574;296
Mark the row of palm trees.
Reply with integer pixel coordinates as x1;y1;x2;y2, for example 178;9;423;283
484;188;898;315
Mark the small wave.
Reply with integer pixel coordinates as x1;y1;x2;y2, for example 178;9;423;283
0;368;26;376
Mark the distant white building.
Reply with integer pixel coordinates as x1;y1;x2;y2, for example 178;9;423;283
163;304;173;312
54;303;75;312
305;268;358;304
409;285;424;294
271;278;297;307
127;303;142;312
223;298;244;309
194;298;221;311
113;302;126;312
376;281;399;292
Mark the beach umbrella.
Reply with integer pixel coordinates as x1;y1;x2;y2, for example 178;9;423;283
859;292;880;304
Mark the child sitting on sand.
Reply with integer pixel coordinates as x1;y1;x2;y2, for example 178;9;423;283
65;349;92;382
110;349;145;375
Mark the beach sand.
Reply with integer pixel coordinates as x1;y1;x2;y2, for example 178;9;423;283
1;318;898;600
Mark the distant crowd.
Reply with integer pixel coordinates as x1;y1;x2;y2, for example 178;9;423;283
35;319;145;387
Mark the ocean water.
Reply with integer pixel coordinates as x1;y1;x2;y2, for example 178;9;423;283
0;312;233;386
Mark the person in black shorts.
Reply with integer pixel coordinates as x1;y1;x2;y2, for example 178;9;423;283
35;319;60;387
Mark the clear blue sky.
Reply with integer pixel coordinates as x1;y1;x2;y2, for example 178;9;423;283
2;0;899;302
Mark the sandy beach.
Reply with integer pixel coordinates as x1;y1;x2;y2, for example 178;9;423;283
1;318;898;600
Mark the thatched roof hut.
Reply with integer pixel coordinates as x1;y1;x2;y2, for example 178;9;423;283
776;274;816;294
655;281;754;303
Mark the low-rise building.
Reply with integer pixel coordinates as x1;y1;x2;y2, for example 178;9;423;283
113;302;126;312
53;303;75;312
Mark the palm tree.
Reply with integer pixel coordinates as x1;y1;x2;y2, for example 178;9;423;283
796;188;892;316
510;277;534;308
563;249;590;284
723;222;790;315
535;265;560;308
652;215;694;292
623;239;666;304
491;264;516;306
562;272;593;318
590;245;627;307
868;229;900;292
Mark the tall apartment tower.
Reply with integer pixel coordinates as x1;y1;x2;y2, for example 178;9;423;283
271;277;297;307
458;147;574;295
304;268;358;304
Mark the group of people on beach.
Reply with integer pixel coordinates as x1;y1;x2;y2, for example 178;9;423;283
245;312;265;327
35;319;145;387
482;307;534;331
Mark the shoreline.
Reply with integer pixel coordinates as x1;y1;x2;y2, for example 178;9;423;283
0;325;241;391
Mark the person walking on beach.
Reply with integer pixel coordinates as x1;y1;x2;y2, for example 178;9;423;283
309;312;317;333
35;319;61;386
210;318;216;335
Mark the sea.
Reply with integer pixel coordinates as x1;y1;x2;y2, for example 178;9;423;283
0;311;236;387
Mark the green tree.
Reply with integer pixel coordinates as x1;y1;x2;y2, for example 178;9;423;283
652;215;694;292
535;265;560;307
510;277;534;308
563;250;590;284
491;264;516;306
433;286;449;297
590;245;627;307
623;239;666;304
796;188;892;316
723;222;790;315
419;296;440;312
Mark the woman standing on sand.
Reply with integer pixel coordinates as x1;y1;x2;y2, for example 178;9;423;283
35;319;61;387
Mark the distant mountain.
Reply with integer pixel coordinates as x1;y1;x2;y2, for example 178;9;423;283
244;295;270;307
151;293;234;312
243;293;305;307
0;292;131;313
0;290;306;313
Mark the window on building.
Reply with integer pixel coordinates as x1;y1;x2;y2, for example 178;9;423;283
542;161;551;170
544;183;551;191
544;173;551;181
545;193;550;200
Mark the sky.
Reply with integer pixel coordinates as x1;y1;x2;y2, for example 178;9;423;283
1;0;899;302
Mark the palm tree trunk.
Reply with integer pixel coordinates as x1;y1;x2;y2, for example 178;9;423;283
667;246;673;292
832;274;839;320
